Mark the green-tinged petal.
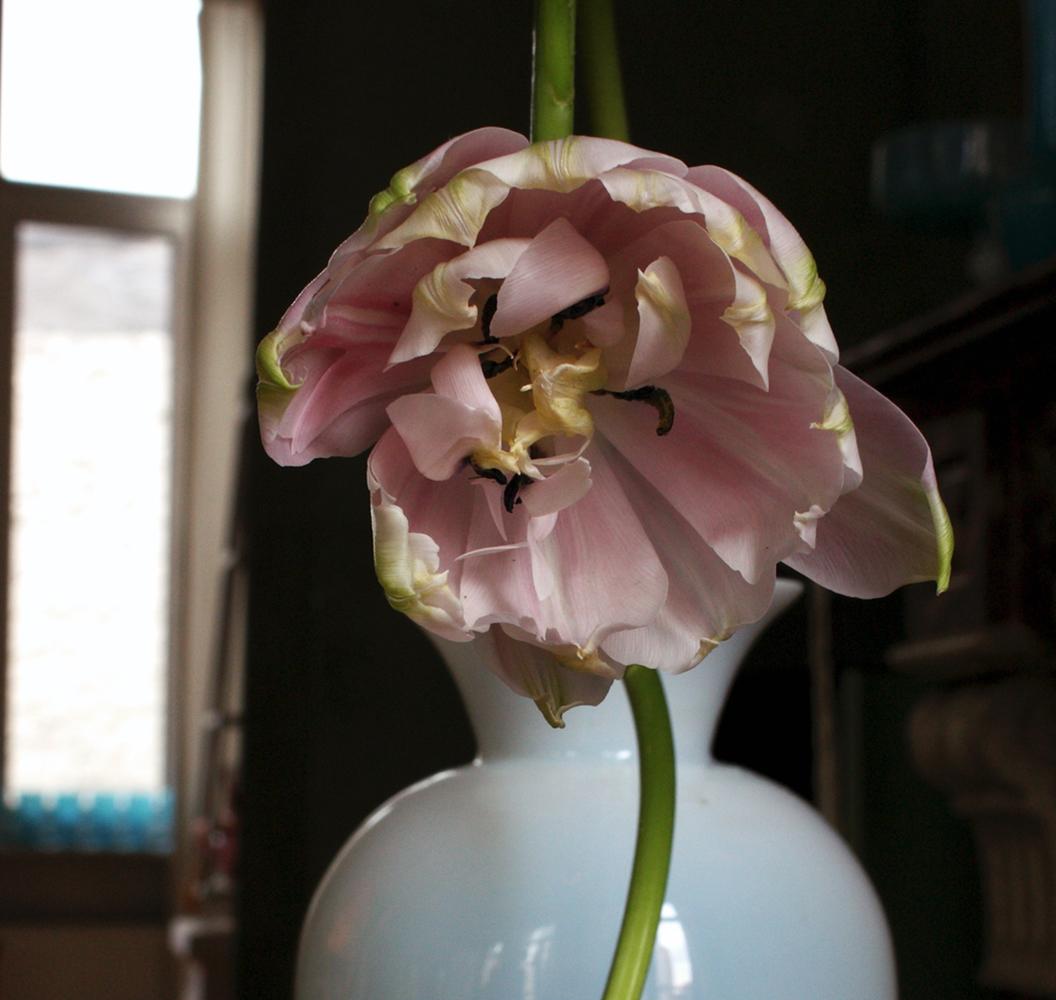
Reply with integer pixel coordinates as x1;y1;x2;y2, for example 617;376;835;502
785;366;954;597
484;626;613;728
598;168;785;289
481;136;687;193
371;499;467;639
255;324;307;435
718;268;776;389
376;169;512;250
929;487;954;594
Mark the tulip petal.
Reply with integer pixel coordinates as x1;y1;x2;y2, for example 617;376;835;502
599;167;785;289
430;342;503;419
686;165;838;362
389;238;531;364
334;129;530;265
368;427;481;607
597;441;775;672
477;136;687;194
490;218;610;339
520;457;593;518
258;325;434;466
479;625;612;728
376;168;513;250
606;219;772;389
626;256;691;388
387;392;499;481
592;343;846;582
387;347;503;481
460;443;667;658
784;367;953;597
366;127;530;218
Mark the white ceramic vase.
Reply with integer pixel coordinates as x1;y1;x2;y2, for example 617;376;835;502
296;580;897;1000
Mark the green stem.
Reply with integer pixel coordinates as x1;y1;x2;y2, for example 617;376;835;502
601;665;676;1000
531;0;576;141
579;0;630;141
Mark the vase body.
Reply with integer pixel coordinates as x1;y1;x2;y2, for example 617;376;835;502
296;581;896;1000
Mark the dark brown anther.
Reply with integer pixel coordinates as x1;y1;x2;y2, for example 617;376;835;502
480;354;515;379
593;385;675;436
479;294;499;344
470;460;508;486
503;473;532;513
550;287;609;331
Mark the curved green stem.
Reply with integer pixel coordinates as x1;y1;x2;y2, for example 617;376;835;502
602;665;676;1000
531;0;576;141
579;0;630;141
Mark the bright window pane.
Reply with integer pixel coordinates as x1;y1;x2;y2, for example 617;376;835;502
0;0;201;197
5;223;173;804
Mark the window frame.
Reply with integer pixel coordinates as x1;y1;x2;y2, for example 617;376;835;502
0;0;262;924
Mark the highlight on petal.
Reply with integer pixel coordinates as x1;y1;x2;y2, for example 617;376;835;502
475;135;687;195
784;366;953;597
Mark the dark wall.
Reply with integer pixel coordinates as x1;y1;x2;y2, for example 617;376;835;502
240;2;1024;996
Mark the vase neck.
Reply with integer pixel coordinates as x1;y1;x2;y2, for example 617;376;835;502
434;580;801;763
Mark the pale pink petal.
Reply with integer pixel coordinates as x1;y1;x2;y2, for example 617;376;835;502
520;457;593;518
479;179;616;245
605;219;771;389
368;427;481;600
479;626;612;727
592;343;846;582
304;237;464;334
625;256;690;388
784;367;953;597
460;444;667;655
332;128;530;262
527;513;557;601
686;165;837;361
475;136;687;194
430;344;502;422
599;168;785;288
580;296;629;348
387;392;499;481
597;441;775;672
389;238;531;364
490;218;609;339
259;328;433;465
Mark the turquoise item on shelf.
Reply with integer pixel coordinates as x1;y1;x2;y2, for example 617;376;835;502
0;790;173;852
296;581;896;1000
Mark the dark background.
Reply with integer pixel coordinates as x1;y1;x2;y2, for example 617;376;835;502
240;2;1028;997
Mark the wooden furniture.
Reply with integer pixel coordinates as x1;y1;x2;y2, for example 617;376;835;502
840;259;1056;998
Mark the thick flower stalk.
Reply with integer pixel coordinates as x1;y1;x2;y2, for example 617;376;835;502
257;128;953;723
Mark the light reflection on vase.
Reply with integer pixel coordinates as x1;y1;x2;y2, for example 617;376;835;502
296;580;897;1000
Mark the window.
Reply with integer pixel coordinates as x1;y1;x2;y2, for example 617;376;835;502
0;0;202;851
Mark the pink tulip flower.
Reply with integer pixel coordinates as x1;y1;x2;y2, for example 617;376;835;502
257;128;953;724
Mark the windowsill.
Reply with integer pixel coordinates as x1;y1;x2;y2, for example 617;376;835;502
0;851;170;923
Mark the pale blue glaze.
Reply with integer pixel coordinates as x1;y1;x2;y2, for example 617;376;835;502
296;581;897;999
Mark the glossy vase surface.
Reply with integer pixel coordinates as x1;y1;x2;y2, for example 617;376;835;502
296;580;897;999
